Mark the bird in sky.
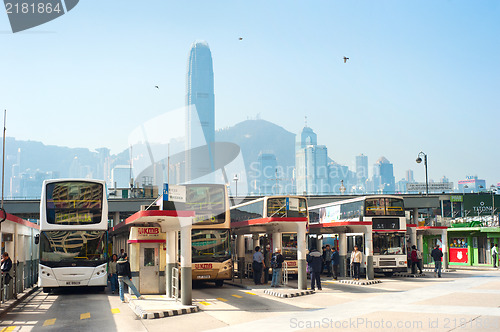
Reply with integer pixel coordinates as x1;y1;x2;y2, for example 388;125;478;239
343;57;349;63
155;85;159;89
239;37;243;40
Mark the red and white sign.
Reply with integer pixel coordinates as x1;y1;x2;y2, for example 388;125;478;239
129;227;165;241
194;263;213;270
449;247;468;263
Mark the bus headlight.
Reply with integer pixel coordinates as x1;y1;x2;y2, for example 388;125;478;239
399;261;406;265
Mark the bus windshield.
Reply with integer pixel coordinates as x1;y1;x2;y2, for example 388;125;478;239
373;233;406;255
40;230;107;267
267;197;307;218
365;198;405;217
46;181;103;225
192;230;231;263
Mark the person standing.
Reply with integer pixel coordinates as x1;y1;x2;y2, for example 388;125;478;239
492;243;498;268
270;248;284;287
108;254;119;294
431;245;443;278
331;247;340;280
116;253;144;303
350;246;362;281
252;246;265;285
307;247;323;290
1;252;13;285
324;245;332;277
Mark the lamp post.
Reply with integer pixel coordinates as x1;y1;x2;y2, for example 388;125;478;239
233;174;239;197
339;180;346;195
490;185;496;222
416;151;428;195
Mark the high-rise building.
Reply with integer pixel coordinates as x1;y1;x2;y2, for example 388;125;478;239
254;152;278;195
405;169;414;183
295;125;330;194
356;154;368;188
458;176;486;193
186;40;215;182
372;157;395;193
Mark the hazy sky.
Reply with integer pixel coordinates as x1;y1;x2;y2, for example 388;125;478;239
1;0;499;186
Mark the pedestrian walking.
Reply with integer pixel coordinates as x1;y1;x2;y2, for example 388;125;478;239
108;254;119;294
410;245;422;274
307;247;323;290
431;245;443;278
492;243;498;268
252;246;265;285
350;246;362;281
331;247;340;280
270;248;284;287
116;253;144;302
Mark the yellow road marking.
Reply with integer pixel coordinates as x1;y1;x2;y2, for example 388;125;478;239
1;327;17;332
217;297;228;302
199;301;211;306
43;319;56;326
111;308;120;314
244;292;256;295
80;312;91;320
231;294;243;298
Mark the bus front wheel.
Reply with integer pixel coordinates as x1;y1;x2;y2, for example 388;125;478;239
215;280;224;287
42;287;52;293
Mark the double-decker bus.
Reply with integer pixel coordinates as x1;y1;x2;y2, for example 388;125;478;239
38;179;108;292
162;184;231;287
230;196;308;275
309;195;407;276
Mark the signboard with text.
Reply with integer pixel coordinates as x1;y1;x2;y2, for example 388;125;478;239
407;182;454;192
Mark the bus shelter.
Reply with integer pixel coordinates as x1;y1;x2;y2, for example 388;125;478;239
231;196;309;290
114;209;195;306
308;222;375;280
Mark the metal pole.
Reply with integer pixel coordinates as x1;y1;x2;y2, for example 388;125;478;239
424;154;428;195
2;110;6;209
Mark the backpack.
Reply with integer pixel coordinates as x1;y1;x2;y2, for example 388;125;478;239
417;250;423;260
271;254;278;269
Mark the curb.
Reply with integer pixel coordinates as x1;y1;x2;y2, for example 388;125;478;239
422;269;455;273
127;298;199;320
0;286;39;319
393;272;426;278
339;280;382;286
263;289;314;298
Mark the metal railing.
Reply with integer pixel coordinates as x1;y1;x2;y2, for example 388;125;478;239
172;267;179;302
282;263;289;286
1;259;38;305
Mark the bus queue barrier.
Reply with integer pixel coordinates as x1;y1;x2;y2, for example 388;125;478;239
245;262;253;279
172;267;180;302
282;262;289;286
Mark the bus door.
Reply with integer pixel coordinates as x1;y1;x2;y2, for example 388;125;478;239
139;243;160;294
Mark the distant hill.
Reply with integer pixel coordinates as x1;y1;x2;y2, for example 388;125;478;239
3;137;129;197
216;119;296;184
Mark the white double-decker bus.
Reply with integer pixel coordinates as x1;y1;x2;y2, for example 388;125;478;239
310;195;407;276
38;179;108;292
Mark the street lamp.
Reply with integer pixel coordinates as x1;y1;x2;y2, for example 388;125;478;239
339;180;346;195
416;151;428;195
233;174;239;197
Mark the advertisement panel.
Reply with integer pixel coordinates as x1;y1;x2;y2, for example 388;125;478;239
463;194;495;216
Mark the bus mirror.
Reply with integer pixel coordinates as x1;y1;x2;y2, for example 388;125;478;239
34;234;40;245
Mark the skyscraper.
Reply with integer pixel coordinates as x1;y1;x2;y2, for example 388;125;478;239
356;154;368;189
372;157;395;193
295;125;329;194
186;41;215;182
